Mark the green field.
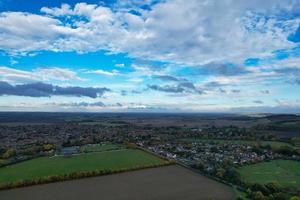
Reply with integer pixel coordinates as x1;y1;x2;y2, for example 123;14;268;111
0;149;165;185
80;143;123;153
238;160;300;189
182;138;295;149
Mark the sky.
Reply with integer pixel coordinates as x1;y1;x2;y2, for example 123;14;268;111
0;0;299;113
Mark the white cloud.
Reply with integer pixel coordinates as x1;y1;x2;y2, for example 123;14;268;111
0;12;75;53
35;67;85;81
87;69;120;76
41;4;74;16
0;0;299;66
115;63;125;68
0;66;83;83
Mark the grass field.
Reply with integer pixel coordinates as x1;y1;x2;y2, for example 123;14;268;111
182;138;295;149
238;160;300;189
79;143;123;153
0;149;165;185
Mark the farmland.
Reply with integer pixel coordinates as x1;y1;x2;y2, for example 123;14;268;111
238;160;300;190
0;149;165;186
0;165;235;200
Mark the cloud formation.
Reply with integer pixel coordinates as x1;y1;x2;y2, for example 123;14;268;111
0;0;298;66
148;81;203;95
0;66;83;84
195;62;251;76
0;1;299;113
153;75;180;82
0;81;110;98
86;69;120;76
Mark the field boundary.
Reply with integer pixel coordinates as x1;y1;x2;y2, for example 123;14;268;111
0;159;175;191
137;145;246;199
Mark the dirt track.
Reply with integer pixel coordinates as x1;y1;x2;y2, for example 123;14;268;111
0;165;234;200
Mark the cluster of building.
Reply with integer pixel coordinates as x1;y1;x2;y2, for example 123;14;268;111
139;140;278;172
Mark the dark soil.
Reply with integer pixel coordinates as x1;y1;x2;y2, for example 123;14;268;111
0;165;234;200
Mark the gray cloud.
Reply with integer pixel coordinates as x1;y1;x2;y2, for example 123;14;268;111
0;81;110;98
49;101;124;108
275;67;300;75
152;75;180;82
285;78;300;85
56;101;106;107
219;88;227;93
253;100;263;104
148;84;185;93
261;90;270;94
121;90;128;96
231;89;241;93
203;81;225;88
148;80;204;94
194;62;251;76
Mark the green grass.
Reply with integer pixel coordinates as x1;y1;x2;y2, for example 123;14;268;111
181;138;295;149
80;143;123;153
237;160;300;190
0;149;165;184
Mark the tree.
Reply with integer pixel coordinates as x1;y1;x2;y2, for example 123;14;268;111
273;192;289;200
43;144;55;151
216;168;225;178
2;148;16;159
196;161;204;170
290;197;300;200
252;191;265;200
252;183;270;196
224;167;240;184
265;182;280;193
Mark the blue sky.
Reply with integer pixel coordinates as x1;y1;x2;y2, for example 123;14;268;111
0;0;299;113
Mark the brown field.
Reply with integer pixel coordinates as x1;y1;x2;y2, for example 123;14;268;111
0;165;234;200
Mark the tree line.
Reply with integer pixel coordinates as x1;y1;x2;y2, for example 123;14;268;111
0;160;175;190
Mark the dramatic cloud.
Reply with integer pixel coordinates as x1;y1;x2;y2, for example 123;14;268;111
0;1;299;112
0;81;110;98
0;0;298;66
